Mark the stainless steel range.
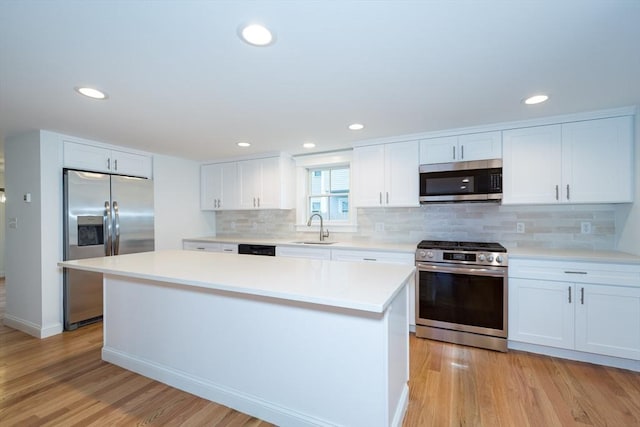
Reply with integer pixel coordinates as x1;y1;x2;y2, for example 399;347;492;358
415;240;508;352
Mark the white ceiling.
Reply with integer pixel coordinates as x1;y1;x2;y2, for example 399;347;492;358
1;0;639;162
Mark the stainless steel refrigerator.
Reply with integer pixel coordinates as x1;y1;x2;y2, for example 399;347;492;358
63;169;154;330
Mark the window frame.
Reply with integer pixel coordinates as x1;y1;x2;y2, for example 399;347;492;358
294;150;357;233
306;166;351;222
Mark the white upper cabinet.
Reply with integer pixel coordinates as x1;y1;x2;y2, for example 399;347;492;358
503;116;634;204
353;140;419;208
561;117;634;203
420;131;502;164
503;125;563;204
238;155;294;210
201;162;238;210
63;140;152;178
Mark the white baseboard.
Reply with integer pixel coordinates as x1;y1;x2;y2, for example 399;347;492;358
102;346;340;427
3;314;63;338
391;384;409;427
508;340;640;372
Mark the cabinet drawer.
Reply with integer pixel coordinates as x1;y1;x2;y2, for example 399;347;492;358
331;249;414;265
509;259;640;287
276;246;332;260
183;241;237;253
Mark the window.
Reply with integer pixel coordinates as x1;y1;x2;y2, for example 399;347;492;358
294;150;355;232
307;166;350;221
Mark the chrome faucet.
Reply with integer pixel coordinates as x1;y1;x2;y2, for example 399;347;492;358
307;213;330;241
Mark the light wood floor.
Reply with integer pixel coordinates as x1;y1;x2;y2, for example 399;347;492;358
1;281;639;426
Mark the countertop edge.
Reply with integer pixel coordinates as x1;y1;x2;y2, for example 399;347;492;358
58;253;416;314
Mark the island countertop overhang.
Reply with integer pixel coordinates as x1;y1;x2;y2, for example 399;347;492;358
58;250;415;314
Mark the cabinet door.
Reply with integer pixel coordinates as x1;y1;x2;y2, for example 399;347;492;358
502;125;562;204
201;163;237;210
63;141;111;173
201;164;221;210
457;131;502;161
352;145;385;207
238;159;261;209
509;278;574;349
218;162;238;210
258;157;281;209
385;141;419;207
419;136;457;164
111;150;152;178
575;284;640;360
561;116;633;203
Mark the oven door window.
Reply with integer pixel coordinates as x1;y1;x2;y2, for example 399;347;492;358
418;270;504;330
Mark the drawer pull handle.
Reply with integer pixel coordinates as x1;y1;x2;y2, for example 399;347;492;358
564;271;587;275
363;258;377;261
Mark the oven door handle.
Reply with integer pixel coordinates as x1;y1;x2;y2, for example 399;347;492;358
416;262;507;278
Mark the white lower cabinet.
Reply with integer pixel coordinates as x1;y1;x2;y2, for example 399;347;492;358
509;259;640;361
183;241;238;254
275;246;331;260
331;249;416;328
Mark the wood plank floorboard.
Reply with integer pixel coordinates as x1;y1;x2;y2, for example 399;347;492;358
1;276;639;426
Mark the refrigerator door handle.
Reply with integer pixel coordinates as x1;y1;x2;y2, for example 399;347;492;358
113;201;120;255
104;201;112;256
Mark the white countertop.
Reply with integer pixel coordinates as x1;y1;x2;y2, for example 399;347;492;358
58;250;415;314
509;247;640;265
183;235;417;253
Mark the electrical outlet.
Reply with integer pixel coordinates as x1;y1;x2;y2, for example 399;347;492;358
375;222;385;232
581;222;592;234
516;222;525;233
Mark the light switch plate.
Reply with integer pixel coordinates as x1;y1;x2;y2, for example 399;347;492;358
516;222;525;233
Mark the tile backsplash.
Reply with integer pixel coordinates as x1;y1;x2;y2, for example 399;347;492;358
216;203;617;250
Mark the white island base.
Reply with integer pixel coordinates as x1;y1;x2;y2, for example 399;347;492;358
76;251;412;427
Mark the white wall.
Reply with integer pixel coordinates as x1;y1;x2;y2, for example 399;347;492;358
4;131;63;337
616;113;640;255
153;154;215;249
0;170;5;277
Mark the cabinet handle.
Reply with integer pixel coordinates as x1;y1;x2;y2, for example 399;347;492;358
253;197;256;208
453;146;456;160
386;192;389;204
564;271;587;275
461;145;464;160
555;185;559;200
218;199;221;208
379;192;382;205
257;197;260;207
196;247;205;251
363;258;377;261
107;158;111;170
580;287;584;305
568;286;572;303
114;159;118;171
566;184;570;200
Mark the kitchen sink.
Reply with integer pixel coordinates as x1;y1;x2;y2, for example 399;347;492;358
290;241;337;245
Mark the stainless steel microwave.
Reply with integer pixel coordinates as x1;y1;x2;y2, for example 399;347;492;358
419;159;502;203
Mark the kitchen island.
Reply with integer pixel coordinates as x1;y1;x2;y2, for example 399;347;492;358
59;250;415;427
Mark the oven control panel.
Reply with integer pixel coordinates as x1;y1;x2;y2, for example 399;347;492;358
416;249;507;266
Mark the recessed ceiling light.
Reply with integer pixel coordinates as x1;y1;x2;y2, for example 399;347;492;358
303;142;316;149
239;24;274;46
348;123;364;131
523;94;549;105
75;86;108;100
237;142;251;148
